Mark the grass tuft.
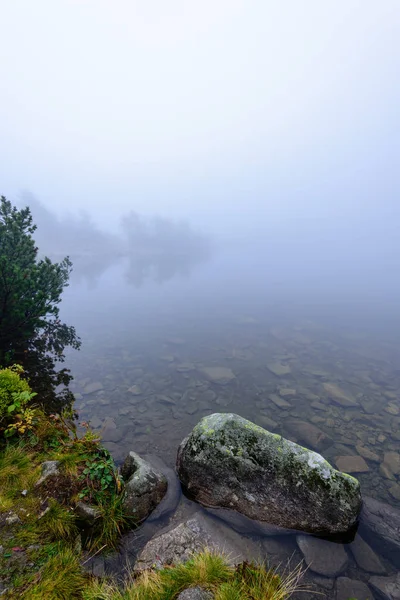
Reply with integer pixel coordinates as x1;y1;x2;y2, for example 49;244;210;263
0;444;31;489
21;544;86;600
85;493;131;552
39;499;78;540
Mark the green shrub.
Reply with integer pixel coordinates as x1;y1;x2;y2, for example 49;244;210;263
0;365;32;424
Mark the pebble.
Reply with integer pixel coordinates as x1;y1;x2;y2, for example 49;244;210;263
389;482;400;501
297;535;349;576
349;534;386;574
336;455;369;473
355;444;380;463
336;577;373;600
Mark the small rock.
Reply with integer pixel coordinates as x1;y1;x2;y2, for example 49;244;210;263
89;416;102;429
385;404;400;415
382;452;400;476
297;535;349;576
269;394;291;409
75;502;100;526
5;513;20;525
257;415;278;430
285;420;333;451
323;383;358;407
311;401;328;411
102;427;125;443
356;444;380;463
84;556;105;577
121;451;167;522
350;534;386;574
380;463;396;480
176;363;196;373
177;587;213;600
369;573;400;600
199;367;236;385
128;385;142;395
21;490;28;497
389;483;400;502
310;415;325;424
83;381;103;395
279;388;296;397
336;455;369;473
360;497;400;566
267;362;291;376
35;461;60;486
336;577;372;600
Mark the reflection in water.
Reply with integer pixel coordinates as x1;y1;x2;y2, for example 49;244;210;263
23;193;212;289
122;211;211;287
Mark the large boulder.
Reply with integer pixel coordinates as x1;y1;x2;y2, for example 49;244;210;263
176;413;362;534
121;452;167;523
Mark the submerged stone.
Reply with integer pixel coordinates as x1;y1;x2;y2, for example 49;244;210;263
369;573;400;600
336;577;372;600
267;362;291;376
199;366;236;385
349;533;386;574
322;382;358;407
360;497;400;566
176;413;362;535
336;455;369;473
285;419;333;452
297;535;349;576
83;381;103;395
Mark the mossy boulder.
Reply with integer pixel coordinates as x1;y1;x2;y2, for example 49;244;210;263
176;413;362;534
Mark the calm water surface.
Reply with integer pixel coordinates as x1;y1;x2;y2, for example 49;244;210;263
62;250;400;593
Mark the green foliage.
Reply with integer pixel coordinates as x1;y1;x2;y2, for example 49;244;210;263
79;450;118;502
0;196;81;413
0;365;33;423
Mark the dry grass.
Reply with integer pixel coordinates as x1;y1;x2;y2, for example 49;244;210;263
82;550;308;600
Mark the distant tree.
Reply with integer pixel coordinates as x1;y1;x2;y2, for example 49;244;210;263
0;196;80;412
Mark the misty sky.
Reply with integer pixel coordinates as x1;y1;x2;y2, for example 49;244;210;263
1;1;400;235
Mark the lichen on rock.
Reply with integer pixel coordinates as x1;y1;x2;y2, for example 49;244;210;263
176;413;362;534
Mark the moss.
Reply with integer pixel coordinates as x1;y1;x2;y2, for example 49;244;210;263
182;413;361;522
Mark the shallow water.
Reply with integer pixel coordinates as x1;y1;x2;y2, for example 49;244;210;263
62;252;400;593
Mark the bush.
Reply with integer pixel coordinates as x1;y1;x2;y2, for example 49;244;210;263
0;365;32;425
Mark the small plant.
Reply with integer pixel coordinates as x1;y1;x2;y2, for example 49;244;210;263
0;365;34;427
78;448;120;503
5;406;39;437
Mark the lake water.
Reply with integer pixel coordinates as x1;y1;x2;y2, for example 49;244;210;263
62;247;400;596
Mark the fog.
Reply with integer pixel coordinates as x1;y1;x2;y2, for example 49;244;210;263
1;1;400;326
4;4;400;570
